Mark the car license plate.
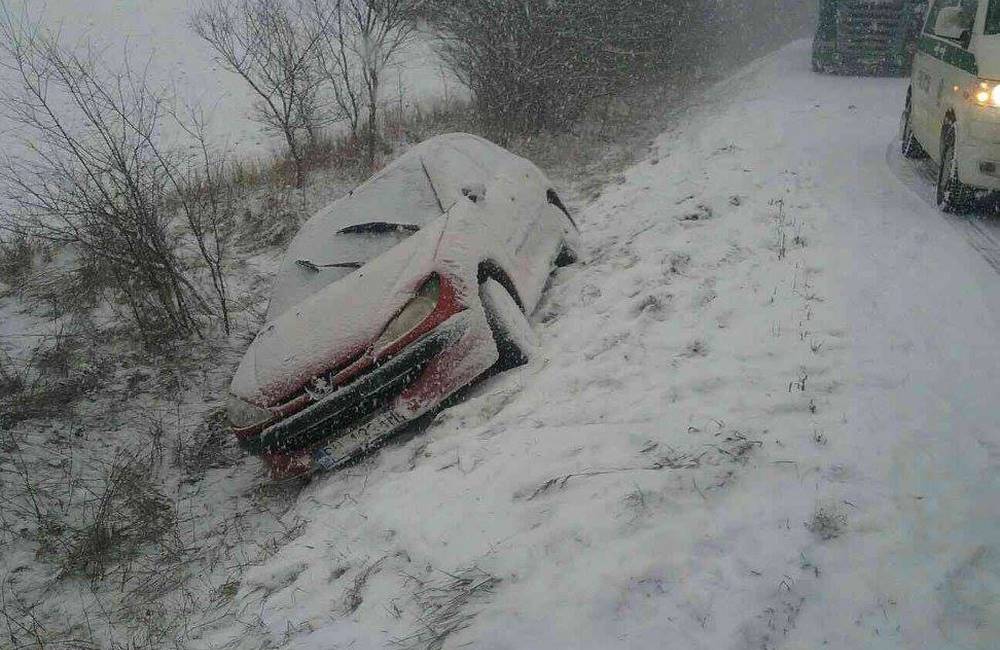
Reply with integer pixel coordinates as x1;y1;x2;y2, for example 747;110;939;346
312;410;408;471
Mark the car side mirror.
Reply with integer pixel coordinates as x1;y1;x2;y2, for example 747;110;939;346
934;6;974;44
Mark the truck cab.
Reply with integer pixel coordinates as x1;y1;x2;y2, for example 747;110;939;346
813;0;928;75
901;0;1000;211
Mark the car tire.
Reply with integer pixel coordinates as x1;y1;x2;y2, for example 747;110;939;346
900;94;927;160
480;278;536;371
937;123;975;214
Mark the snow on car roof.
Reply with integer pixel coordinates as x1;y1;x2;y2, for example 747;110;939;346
266;133;534;322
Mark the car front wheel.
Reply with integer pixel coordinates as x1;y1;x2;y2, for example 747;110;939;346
480;279;536;371
937;123;975;214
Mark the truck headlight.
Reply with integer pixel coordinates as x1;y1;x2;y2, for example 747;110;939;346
973;80;1000;107
375;274;441;350
227;394;274;429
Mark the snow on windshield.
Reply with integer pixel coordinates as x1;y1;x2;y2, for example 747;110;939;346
266;134;507;321
265;162;441;321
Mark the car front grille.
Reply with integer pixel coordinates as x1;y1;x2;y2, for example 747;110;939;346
240;326;458;456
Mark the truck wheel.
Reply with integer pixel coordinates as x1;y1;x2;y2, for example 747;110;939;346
937;123;975;214
480;279;536;371
900;95;927;159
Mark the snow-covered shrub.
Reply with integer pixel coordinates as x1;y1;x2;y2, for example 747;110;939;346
421;0;696;138
60;450;179;580
309;0;419;169
422;0;816;140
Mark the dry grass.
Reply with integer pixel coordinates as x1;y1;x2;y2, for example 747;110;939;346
806;505;848;541
61;450;178;580
395;566;500;650
0;330;108;429
179;407;243;478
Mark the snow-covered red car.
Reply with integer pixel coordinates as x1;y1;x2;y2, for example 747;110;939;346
227;133;580;478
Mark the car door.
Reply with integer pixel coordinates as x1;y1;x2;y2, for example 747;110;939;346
912;0;942;144
487;163;557;311
916;0;980;159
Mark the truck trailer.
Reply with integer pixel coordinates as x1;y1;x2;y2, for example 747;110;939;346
813;0;928;75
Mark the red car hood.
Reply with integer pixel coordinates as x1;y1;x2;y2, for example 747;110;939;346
231;218;448;407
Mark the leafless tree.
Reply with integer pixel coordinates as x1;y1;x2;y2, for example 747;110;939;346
324;0;419;167
191;0;329;187
173;107;238;335
0;4;233;339
310;0;418;169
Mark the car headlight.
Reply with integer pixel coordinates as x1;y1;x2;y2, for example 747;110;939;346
375;274;441;350
227;394;274;429
973;80;1000;107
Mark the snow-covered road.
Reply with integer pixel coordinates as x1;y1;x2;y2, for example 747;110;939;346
191;40;1000;649
688;39;1000;649
800;47;1000;648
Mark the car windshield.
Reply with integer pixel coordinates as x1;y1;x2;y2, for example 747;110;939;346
925;0;978;35
295;224;421;270
266;225;421;320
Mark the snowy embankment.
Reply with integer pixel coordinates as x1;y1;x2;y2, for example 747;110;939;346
191;40;1000;650
4;37;998;649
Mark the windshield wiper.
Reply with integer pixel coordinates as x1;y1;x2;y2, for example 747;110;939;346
336;222;420;235
296;259;362;273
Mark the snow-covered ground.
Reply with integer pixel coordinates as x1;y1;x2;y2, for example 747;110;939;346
4;38;1000;649
183;40;998;649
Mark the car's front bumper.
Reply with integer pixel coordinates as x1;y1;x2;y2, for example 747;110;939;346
240;322;460;457
958;118;1000;191
246;306;499;478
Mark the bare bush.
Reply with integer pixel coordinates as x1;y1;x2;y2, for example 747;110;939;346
423;1;815;139
0;331;107;429
0;347;26;398
0;236;41;291
192;0;330;188
0;6;233;340
61;450;178;581
175;109;239;334
423;0;684;139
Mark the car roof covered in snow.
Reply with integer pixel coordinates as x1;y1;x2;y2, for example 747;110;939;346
266;133;535;321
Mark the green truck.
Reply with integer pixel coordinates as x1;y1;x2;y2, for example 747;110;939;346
813;0;929;75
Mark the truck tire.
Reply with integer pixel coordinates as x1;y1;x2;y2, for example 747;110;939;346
937;123;975;214
900;94;927;159
480;279;535;371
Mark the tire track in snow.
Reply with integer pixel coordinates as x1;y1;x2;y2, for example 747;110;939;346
885;142;1000;275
